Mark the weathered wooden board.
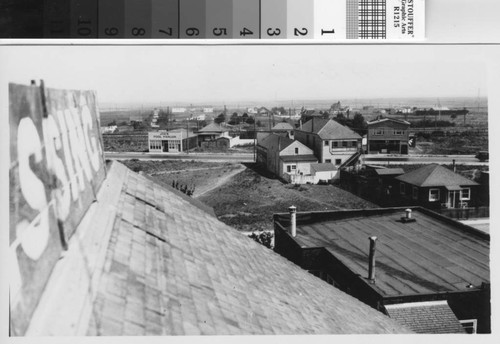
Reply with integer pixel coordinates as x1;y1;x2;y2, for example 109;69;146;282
9;83;106;335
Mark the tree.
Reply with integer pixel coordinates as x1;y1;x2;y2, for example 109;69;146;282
246;117;255;125
214;113;226;124
107;120;117;126
352;113;367;129
242;113;248;119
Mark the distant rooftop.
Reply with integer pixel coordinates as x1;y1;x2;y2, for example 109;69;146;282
298;118;361;140
275;207;489;298
272;122;294;131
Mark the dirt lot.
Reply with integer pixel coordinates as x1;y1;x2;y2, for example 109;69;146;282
198;164;377;232
121;159;243;196
121;160;377;232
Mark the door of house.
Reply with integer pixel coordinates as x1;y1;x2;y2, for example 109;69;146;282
448;190;460;208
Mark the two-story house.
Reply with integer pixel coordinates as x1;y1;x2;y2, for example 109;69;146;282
366;118;411;154
294;118;361;166
256;134;317;179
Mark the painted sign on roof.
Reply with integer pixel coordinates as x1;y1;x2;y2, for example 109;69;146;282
9;82;106;335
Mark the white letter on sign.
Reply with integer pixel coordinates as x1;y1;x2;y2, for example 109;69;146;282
16;117;50;260
80;95;101;172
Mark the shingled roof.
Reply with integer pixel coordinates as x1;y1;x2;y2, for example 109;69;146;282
395;164;479;187
272;122;294;131
385;301;465;334
29;162;410;335
299;118;361;140
258;133;295;152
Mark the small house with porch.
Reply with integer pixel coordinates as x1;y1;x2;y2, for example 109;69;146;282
395;164;479;210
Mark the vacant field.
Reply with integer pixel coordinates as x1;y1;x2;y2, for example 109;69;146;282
121;159;243;197
198;165;377;232
120;160;377;232
415;132;488;154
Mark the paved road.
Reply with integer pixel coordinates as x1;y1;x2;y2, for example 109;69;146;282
105;151;256;162
105;151;488;166
363;154;488;165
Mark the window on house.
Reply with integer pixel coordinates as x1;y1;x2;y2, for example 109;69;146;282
412;187;418;200
332;141;338;148
295;147;299;154
342;141;348;147
325;159;331;163
287;166;291;173
374;129;384;135
351;141;358;147
335;159;342;165
461;188;471;200
394;130;404;135
324;141;329;146
291;165;297;170
459;319;477;334
400;183;406;195
429;188;440;202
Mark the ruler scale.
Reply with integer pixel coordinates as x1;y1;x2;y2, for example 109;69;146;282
4;0;425;40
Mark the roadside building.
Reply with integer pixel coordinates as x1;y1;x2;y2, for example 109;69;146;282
148;129;197;153
196;122;229;145
256;134;317;180
100;125;117;134
395;164;479;210
274;206;490;334
271;122;294;139
366;117;411;154
294;118;361;166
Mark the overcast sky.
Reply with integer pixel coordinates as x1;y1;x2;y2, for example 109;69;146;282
0;44;494;105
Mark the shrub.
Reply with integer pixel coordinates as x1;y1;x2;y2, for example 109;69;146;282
249;231;273;249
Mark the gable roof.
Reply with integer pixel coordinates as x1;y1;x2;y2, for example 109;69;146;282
367;118;411;126
395;164;479;187
299;118;361;140
198;122;226;133
29;162;410;335
272;122;294;131
258;133;295;152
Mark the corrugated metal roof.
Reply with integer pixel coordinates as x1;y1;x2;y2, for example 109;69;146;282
298;118;362;140
80;162;410;335
385;301;465;334
287;208;489;297
395;164;479;187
